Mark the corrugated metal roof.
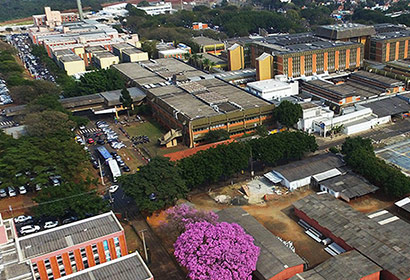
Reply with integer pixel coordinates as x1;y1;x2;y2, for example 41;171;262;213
18;212;122;260
218;207;305;279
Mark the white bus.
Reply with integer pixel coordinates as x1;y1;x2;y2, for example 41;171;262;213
107;158;121;182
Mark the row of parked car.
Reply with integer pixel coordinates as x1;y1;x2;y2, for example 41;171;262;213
0;175;61;199
96;121;126;150
14;214;77;236
8;34;55;83
0;79;12;105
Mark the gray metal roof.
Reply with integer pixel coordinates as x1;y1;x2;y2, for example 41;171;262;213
290;250;382;280
218;207;306;279
60;93;104;109
315;24;376;40
293;194;410;280
362;95;410;117
273;154;345;182
100;87;146;106
320;172;379;199
59;253;152;280
17;212;123;260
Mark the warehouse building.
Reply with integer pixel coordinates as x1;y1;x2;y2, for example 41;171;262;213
319;171;379;202
113;59;274;147
218;207;306;280
251;33;363;79
191;36;226;55
293;194;410;280
289;250;382;280
395;197;410;219
360;93;410;122
266;153;345;191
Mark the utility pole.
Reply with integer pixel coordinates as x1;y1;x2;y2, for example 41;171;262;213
139;229;148;263
98;158;105;186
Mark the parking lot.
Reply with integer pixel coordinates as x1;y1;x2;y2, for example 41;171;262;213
7;33;55;82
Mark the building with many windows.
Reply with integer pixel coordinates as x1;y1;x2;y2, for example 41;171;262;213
33;7;78;28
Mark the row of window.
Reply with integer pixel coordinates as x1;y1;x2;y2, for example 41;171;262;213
32;238;122;280
192;115;268;132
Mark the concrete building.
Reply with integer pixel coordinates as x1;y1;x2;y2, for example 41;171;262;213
122;48;149;63
0;212;154;280
266;153;345;191
157;42;191;59
112;43;136;61
297;102;334;134
369;24;410;62
360;93;410;123
319;171;379;202
290;250;382;280
395;197;410;219
92;51;120;69
247;77;298;101
256;53;274;81
201;53;228;70
293;194;410;280
227;43;244;71
192;22;208;30
315;23;376;45
137;2;173;15
57;50;86;76
251;33;363;79
112;59;274;148
33;7;78;28
218;207;306;280
192;36;226;55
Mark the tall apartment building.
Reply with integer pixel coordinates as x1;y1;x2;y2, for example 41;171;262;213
227;43;244;71
251;33;363;79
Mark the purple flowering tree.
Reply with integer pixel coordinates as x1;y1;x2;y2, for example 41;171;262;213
162;204;219;235
174;221;260;280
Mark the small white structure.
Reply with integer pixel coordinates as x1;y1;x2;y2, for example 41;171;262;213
297;102;334;134
247;77;298;101
137;2;173;16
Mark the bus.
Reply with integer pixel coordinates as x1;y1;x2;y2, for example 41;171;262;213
107;158;121;182
96;146;112;163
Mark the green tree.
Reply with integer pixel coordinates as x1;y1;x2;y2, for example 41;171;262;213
24;111;76;138
119;157;188;213
273;100;302;128
142;40;158;59
34;181;108;218
203;129;230;144
120;87;133;116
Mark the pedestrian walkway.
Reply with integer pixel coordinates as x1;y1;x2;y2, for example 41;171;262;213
77;128;100;135
0;121;15;128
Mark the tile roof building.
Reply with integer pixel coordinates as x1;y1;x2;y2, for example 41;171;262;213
293;194;410;280
218;207;306;280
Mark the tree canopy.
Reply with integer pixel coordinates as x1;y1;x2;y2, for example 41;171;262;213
273;100;303;128
342;137;410;197
174;221;259;280
119;157;188;213
203;129;230;144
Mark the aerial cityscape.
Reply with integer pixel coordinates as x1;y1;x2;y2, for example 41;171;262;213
0;0;409;279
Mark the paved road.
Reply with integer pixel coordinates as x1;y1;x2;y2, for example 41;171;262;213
317;119;410;150
106;188;185;280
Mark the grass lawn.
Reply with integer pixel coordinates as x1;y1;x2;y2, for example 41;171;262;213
125;118;186;158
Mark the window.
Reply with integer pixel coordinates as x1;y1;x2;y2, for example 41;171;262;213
114;237;122;257
103;240;111;261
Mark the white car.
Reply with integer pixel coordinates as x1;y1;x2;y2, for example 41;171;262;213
14;215;33;224
44;221;59;229
20;225;40;235
18;186;27;195
109;185;119;193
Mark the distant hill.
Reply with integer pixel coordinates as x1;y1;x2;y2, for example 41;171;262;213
0;0;124;22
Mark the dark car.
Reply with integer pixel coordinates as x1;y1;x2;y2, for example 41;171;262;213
97;138;105;145
92;160;99;169
123;165;130;172
62;216;78;225
111;151;118;157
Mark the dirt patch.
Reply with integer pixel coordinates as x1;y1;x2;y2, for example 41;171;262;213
349;193;395;214
122;222;142;253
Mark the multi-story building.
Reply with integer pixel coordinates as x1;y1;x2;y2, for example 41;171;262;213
192;36;226;55
157;42;191;59
113;58;274;148
368;26;410;62
137;2;173;16
251;33;363;79
93;51;120;69
227;43;244;71
0;212;153;280
315;23;376;46
33;7;78;28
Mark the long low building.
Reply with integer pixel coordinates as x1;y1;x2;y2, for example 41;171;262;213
113;59;275;148
218;207;306;280
290;250;382;280
293;194;410;280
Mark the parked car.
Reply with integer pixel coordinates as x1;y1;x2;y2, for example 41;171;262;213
87;138;95;144
7;186;16;197
44;220;59;229
92;160;99;169
109;185;119;193
0;188;7;198
123;165;130;172
62;216;78;225
14;215;32;224
118;160;126;167
79;125;86;130
20;225;40;235
35;184;42;191
18;186;27;194
49;176;61;187
97;138;105;145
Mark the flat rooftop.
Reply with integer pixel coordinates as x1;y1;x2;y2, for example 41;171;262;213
290;250;382;280
86;46;107;53
60;54;83;62
395;197;410;213
112;63;166;85
351;70;404;87
112;43;136;50
273;153;345;182
59;253;152;280
122;48;145;55
253;33;359;55
361;95;410;117
371;29;410;41
17;212;123;260
60;93;104;109
192;36;223;46
100;87;146;106
315;23;376;40
293;194;410;280
141;58;205;80
218;207;306;279
374;23;407;34
94;51;118;58
247;78;292;91
320;171;379;199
